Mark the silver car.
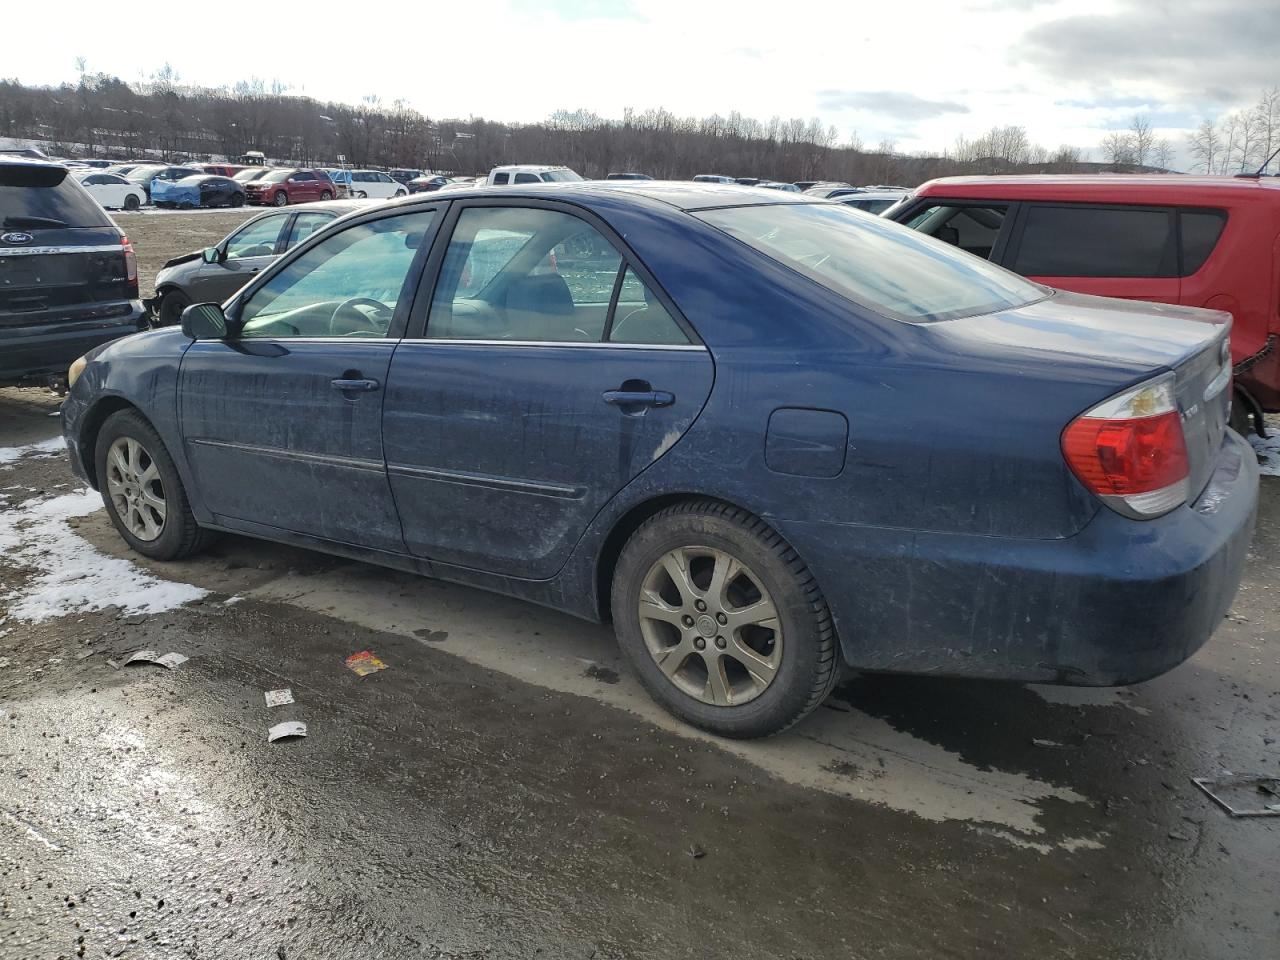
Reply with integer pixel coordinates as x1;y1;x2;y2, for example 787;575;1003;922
148;200;374;326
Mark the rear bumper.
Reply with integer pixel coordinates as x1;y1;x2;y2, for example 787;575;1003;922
0;307;144;384
777;431;1260;685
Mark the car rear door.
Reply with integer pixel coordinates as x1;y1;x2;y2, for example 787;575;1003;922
1002;202;1181;303
383;199;714;579
178;205;442;549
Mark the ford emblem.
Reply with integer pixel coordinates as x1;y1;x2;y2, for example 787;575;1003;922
1;231;34;244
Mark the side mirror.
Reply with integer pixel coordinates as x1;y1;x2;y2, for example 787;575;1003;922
180;302;229;341
201;246;220;264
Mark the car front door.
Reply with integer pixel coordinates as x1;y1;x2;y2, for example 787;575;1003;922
193;213;291;303
291;172;319;201
178;206;442;549
383;200;715;579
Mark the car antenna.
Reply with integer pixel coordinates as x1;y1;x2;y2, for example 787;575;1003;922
1242;144;1280;178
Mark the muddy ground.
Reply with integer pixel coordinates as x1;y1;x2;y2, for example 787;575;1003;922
2;211;1279;959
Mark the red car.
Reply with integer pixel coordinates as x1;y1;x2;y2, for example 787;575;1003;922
887;175;1280;434
200;163;245;177
242;168;336;207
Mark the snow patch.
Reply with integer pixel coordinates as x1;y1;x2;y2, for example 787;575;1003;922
0;436;66;466
0;487;206;622
1250;430;1280;478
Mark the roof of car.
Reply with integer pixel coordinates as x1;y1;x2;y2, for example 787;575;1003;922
379;179;820;213
915;174;1280;204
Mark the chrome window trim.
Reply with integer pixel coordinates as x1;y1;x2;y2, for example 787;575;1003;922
0;244;125;257
399;338;708;351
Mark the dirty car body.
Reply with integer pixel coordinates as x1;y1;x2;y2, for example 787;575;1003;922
61;183;1258;735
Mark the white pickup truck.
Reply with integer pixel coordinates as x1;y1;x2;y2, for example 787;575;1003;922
487;165;584;185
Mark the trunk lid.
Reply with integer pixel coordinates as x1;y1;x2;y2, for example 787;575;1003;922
939;288;1232;501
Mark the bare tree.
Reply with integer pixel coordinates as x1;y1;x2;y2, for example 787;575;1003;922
1129;115;1155;167
1102;131;1135;169
1152;138;1175;171
1187;120;1221;174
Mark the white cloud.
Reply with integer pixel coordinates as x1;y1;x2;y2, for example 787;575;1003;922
4;0;1267;164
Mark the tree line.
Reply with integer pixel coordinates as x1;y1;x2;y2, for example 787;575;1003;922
2;66;1254;185
1187;88;1280;175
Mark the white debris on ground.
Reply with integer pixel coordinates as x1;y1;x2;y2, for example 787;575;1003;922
0;443;206;622
0;436;65;466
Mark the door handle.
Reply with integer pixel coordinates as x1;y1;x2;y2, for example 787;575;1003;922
602;389;674;408
331;377;380;392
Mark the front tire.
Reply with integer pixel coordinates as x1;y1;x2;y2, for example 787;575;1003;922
156;290;190;327
95;410;213;561
611;500;839;738
273;190;288;206
354;190;367;199
230;192;245;207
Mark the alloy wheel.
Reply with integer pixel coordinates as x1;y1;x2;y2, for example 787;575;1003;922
105;437;167;541
638;546;783;706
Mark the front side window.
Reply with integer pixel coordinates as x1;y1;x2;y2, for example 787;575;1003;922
903;202;1009;260
1012;204;1176;278
225;215;287;260
237;210;436;339
698;203;1043;324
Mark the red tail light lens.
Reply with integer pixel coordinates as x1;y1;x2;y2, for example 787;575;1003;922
121;235;138;286
1061;373;1190;518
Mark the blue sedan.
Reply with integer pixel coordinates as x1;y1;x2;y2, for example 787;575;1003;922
60;183;1259;737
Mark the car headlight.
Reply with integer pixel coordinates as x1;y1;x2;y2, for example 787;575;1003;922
67;354;88;388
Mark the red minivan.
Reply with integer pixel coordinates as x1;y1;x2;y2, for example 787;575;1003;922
886;175;1280;433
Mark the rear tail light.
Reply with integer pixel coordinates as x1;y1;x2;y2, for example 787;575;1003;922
121;235;138;294
1061;372;1189;519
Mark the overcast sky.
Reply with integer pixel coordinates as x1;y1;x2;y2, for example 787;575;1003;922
9;0;1275;167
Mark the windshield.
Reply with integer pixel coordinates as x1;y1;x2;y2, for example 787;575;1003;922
697;203;1045;323
234;169;267;182
540;170;584;182
260;170;292;183
125;167;164;182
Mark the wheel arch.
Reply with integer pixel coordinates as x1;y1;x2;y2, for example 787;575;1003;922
77;396;151;489
594;492;771;622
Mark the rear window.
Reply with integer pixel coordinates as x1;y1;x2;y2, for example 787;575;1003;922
1012;204;1176;278
1180;209;1227;275
0;166;111;229
697;203;1045;323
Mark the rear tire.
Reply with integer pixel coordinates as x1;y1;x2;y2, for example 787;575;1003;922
124;194;140;211
230;192;245;207
95;410;214;561
611;500;840;738
354;190;367;199
320;190;333;201
157;290;190;328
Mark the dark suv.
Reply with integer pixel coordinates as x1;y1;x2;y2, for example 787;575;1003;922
1;159;143;387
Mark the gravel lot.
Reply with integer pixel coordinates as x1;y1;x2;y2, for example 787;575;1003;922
115;208;258;297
